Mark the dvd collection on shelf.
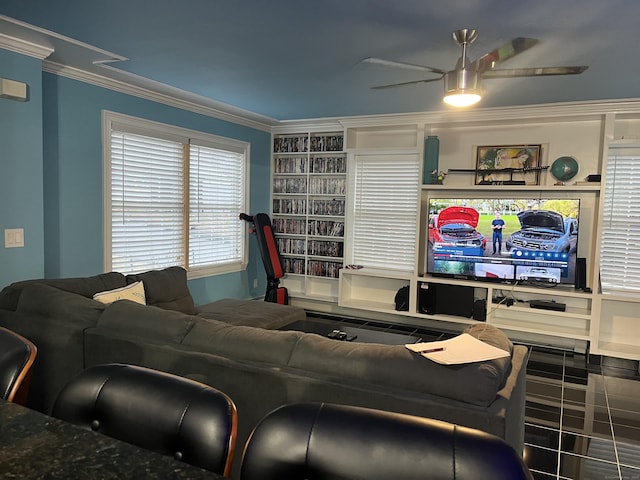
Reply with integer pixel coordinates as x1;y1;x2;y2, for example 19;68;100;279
272;177;345;195
274;156;306;173
279;253;343;279
273;134;343;154
307;219;344;237
281;258;343;278
309;135;343;152
272;218;344;237
310;156;346;174
272;198;306;214
308;260;342;278
309;177;345;195
272;218;307;235
273;177;307;194
283;258;306;275
308;240;343;257
310;198;345;216
276;238;344;258
276;237;306;255
272;198;345;216
273;136;308;153
274;155;346;174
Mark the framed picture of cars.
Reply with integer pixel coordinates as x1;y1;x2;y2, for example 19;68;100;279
475;144;543;185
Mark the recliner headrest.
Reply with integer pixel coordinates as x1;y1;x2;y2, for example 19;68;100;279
241;403;533;480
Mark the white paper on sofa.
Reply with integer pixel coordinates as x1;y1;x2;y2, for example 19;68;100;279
93;281;146;305
405;333;509;365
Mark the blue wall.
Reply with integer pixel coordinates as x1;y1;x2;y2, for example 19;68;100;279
0;50;45;286
2;58;272;304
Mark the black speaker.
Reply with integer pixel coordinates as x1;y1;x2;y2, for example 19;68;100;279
473;299;487;321
575;257;587;291
419;283;475;318
419;283;437;314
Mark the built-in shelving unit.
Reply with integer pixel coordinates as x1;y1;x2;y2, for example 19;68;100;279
271;130;346;300
277;105;640;362
339;266;593;349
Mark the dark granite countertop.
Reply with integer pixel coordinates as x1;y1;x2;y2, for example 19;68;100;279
0;399;223;479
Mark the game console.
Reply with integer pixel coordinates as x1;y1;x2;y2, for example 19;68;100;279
529;299;566;311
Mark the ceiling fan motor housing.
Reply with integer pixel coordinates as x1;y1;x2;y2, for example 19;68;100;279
444;69;480;95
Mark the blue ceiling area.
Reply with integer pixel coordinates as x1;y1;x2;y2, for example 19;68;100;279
1;0;638;121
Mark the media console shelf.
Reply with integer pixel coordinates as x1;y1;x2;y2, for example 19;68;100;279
338;268;412;315
339;267;593;344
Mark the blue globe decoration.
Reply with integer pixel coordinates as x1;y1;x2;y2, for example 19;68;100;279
551;156;579;184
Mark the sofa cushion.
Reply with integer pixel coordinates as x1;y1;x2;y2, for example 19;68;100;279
98;300;197;344
287;324;514;408
126;267;196;315
196;298;306;329
16;283;106;326
93;281;146;305
183;321;304;365
0;272;127;311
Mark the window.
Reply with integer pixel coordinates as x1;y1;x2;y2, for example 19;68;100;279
600;144;640;295
104;112;249;277
347;153;420;271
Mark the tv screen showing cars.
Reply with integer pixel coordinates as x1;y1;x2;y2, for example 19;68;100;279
427;198;580;285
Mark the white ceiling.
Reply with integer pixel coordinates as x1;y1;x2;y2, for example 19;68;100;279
1;0;639;122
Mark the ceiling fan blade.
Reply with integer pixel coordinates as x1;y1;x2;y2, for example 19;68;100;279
482;65;588;78
371;76;443;90
361;57;447;75
472;37;539;72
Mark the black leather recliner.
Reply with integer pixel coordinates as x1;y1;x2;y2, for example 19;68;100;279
52;363;238;476
240;402;534;480
0;326;37;405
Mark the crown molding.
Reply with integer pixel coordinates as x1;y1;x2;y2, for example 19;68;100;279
0;32;54;59
43;61;277;132
417;99;640;126
275;98;640;131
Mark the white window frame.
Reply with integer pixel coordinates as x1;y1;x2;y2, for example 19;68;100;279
102;111;250;278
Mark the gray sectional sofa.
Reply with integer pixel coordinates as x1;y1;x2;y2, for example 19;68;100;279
0;267;528;476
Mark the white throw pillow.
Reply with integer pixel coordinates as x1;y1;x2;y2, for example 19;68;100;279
93;281;146;305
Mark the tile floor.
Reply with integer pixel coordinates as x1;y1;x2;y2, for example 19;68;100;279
525;348;640;480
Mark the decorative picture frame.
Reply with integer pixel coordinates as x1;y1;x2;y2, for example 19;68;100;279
475;144;542;185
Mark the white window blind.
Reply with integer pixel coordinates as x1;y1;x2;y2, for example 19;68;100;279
111;132;185;273
349;153;420;271
600;145;640;295
105;112;248;276
189;144;245;268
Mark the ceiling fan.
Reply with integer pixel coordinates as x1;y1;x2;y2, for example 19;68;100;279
363;29;588;107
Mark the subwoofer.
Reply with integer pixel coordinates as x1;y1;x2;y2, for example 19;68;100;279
419;283;475;318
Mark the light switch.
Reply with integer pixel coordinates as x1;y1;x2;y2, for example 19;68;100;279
4;228;25;248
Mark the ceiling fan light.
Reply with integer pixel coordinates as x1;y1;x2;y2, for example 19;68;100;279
443;90;482;107
443;69;482;107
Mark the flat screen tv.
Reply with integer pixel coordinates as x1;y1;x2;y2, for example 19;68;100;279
426;197;580;286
